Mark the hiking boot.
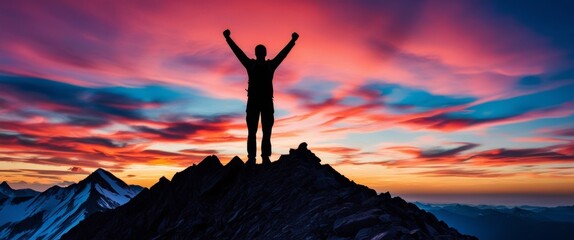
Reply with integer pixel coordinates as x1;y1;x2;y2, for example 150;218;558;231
262;156;271;165
246;157;256;166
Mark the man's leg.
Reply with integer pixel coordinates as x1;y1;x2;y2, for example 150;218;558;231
246;109;259;164
261;109;274;164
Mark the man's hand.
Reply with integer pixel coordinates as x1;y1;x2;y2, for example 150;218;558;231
292;32;299;41
223;29;231;38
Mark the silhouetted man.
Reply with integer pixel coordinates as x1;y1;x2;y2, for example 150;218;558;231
223;29;298;165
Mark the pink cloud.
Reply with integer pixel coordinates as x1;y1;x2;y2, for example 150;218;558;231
1;1;572;192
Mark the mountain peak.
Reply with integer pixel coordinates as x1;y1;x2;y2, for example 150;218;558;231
85;168;116;182
79;168;135;198
0;181;11;190
63;143;476;240
226;156;244;168
197;155;223;169
82;170;105;183
94;168;112;177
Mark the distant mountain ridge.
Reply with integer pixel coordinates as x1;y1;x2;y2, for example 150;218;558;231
0;169;141;240
416;202;574;240
63;143;476;240
0;181;39;199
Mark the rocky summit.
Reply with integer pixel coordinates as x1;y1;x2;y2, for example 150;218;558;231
63;143;476;240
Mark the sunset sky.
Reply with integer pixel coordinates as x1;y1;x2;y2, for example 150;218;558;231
1;1;573;206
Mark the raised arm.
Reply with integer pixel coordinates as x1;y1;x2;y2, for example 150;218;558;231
272;32;299;68
224;29;250;67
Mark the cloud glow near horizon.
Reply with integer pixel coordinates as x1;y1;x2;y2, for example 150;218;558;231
1;1;573;205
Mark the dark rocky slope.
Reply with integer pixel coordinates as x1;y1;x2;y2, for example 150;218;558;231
63;143;476;240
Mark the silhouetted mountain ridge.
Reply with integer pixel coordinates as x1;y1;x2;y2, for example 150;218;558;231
0;181;39;199
416;202;574;240
63;143;475;240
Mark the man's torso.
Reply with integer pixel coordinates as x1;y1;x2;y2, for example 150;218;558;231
246;59;276;99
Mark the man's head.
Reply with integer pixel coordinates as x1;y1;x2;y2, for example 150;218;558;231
255;44;266;60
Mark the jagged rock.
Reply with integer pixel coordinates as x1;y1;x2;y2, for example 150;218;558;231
355;227;376;240
333;209;382;236
62;143;476;240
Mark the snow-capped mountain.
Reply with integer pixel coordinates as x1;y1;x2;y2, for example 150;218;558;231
0;181;39;199
0;169;142;240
